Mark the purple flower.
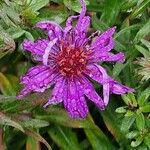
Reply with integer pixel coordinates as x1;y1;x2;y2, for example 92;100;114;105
18;0;134;118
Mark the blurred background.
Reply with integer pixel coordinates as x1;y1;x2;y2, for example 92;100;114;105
0;0;150;149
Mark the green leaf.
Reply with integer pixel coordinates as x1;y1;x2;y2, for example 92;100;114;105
141;39;150;51
144;134;150;148
131;136;143;147
114;24;141;39
137;88;150;106
130;0;150;19
100;0;122;26
28;0;49;12
121;116;135;133
22;119;49;129
63;0;89;12
48;125;81;150
0;73;15;96
101;108;128;149
92;15;108;31
125;110;135;117
0;112;24;132
140;105;150;113
1;100;23;113
128;93;137;107
6;75;20;94
87;2;103;12
121;0;138;10
25;31;34;41
115;106;127;113
84;127;115;150
121;94;132;105
126;131;139;139
135;45;150;58
112;63;127;78
36;107;94;128
136;112;145;130
25;129;52;150
0;95;16;103
26;136;40;150
39;7;68;24
0;3;20;26
134;19;150;43
2;3;21;24
0;25;15;58
122;93;137;107
7;27;25;39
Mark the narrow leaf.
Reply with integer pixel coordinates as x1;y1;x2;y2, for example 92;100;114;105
26;136;41;150
126;131;139;139
121;116;135;132
115;106;127;113
101;0;122;26
0;112;24;132
134;19;150;43
130;0;150;19
140;105;150;113
136;112;145;130
131;136;143;147
48;125;81;150
25;129;52;150
36;107;94;128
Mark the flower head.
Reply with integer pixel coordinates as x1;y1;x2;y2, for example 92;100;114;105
18;0;134;118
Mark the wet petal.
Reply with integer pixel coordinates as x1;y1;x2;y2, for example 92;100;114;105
85;64;134;105
76;0;87;28
19;65;58;95
43;38;58;65
76;16;90;33
85;64;110;105
64;79;88;118
22;39;59;63
65;15;79;28
91;52;125;63
91;27;116;52
44;77;66;107
22;39;49;56
80;77;105;110
110;80;134;94
36;21;62;40
64;0;90;45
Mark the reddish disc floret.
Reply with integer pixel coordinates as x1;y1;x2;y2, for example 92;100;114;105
56;42;89;77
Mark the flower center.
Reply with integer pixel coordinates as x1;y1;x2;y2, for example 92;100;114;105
57;44;88;77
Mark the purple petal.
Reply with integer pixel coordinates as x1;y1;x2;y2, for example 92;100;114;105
80;77;105;110
19;65;58;96
85;64;110;105
44;77;66;107
91;27;116;52
91;52;125;63
110;80;134;95
43;38;58;65
85;64;107;84
64;79;88;118
22;39;59;63
65;15;79;28
76;16;90;33
76;0;87;28
85;64;134;105
36;21;62;40
101;52;125;62
17;87;31;99
22;39;49;56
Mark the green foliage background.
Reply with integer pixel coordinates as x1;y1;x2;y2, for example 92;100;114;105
0;0;150;149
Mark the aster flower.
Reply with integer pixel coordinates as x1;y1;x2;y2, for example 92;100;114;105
18;0;134;118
